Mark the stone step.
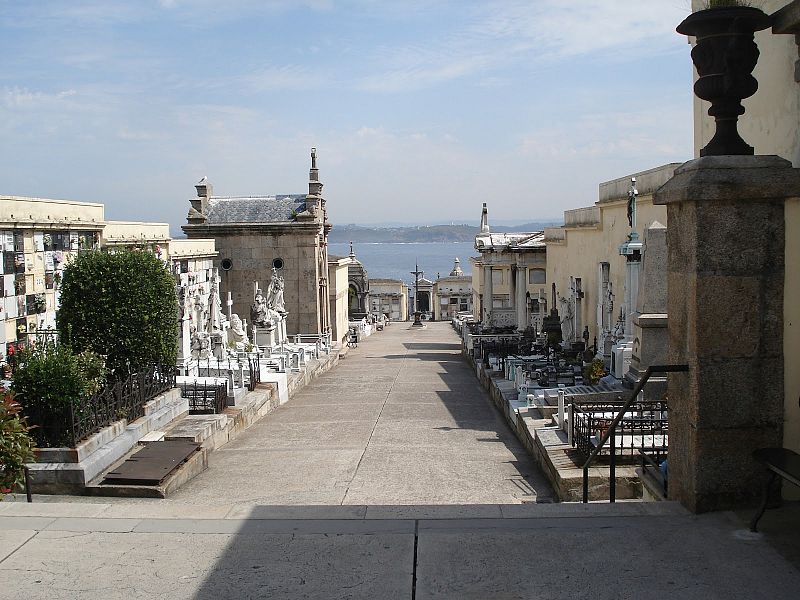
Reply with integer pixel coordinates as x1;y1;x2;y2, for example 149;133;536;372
164;414;229;444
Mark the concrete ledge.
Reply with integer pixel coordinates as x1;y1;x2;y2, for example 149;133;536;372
468;353;642;502
27;342;342;497
27;388;189;494
84;447;208;499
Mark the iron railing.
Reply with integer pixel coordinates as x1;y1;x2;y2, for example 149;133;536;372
180;380;228;414
582;364;688;503
20;365;177;448
573;400;669;462
69;365;176;447
247;355;261;391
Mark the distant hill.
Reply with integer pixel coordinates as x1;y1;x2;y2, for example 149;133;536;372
328;222;559;243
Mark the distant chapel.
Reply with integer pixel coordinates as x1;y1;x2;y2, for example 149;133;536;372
182;149;331;336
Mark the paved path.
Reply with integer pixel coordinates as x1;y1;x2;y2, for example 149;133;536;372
3;323;800;598
167;321;553;506
2;502;800;600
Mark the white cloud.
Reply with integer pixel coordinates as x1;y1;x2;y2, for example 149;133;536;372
357;0;691;92
2;87;78;109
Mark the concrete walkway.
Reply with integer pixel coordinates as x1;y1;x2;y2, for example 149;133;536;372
166;321;554;506
2;501;800;599
3;322;799;598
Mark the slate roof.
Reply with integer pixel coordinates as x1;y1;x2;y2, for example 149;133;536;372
205;194;306;224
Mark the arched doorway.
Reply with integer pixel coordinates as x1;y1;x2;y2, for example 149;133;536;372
418;291;431;313
349;284;360;313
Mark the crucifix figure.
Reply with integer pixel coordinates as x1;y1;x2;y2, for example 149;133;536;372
410;261;424;313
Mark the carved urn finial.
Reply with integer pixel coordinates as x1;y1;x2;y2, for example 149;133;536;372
677;6;772;156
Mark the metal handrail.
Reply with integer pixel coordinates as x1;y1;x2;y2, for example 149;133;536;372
582;364;688;503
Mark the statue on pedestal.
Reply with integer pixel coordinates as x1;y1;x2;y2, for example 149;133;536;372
266;267;286;315
559;295;574;344
250;288;269;328
228;314;249;349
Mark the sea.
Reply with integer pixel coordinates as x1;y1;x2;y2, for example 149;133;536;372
328;242;475;285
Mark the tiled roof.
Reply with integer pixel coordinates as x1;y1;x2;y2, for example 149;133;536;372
205;195;306;224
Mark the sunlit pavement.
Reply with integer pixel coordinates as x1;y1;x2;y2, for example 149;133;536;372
2;323;799;598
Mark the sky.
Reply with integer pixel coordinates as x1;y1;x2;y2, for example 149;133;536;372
1;1;696;234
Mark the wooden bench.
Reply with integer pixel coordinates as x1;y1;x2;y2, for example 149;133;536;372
750;447;800;532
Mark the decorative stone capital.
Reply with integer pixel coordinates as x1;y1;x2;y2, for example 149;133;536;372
654;156;800;205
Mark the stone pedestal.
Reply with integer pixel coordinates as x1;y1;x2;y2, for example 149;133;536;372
626;222;669;398
654;155;800;513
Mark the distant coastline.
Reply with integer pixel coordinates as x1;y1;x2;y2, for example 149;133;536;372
328;222;559;244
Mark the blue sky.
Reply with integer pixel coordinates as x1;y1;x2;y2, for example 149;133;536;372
1;1;695;233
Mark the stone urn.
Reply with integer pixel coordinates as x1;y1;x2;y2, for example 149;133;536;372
677;6;772;156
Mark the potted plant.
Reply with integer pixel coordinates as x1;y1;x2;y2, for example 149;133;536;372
677;1;772;156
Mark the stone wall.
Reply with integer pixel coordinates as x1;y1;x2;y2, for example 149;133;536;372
212;229;323;335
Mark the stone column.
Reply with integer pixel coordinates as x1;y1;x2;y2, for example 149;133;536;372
626;222;668;397
483;265;493;325
509;266;516;320
654;156;800;513
516;267;528;331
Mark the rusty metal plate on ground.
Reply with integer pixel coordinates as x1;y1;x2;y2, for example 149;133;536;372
102;440;200;486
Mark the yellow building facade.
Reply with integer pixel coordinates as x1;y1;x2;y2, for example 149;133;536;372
544;165;677;352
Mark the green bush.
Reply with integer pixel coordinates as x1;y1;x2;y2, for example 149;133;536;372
0;393;35;499
57;250;178;375
11;344;106;448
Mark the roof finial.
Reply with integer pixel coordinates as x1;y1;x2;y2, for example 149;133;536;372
450;257;463;276
479;202;489;233
311;147;317;170
349;240;355;258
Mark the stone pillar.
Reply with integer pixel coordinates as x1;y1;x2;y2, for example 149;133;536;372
516;267;528;331
509;266;517;320
483;265;493;325
654;156;800;513
626;222;668;397
624;259;641;339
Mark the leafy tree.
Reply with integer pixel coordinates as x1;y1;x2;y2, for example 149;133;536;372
57;250;178;374
0;393;35;499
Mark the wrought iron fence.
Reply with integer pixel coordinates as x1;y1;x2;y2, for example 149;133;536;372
71;365;175;446
247;355;261;391
572;399;669;463
25;365;178;448
581;364;688;503
180;380;228;415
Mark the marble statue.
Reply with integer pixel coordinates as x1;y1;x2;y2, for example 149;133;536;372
190;327;212;359
559;295;574;343
228;314;249;348
266;267;286;315
250;288;269;327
